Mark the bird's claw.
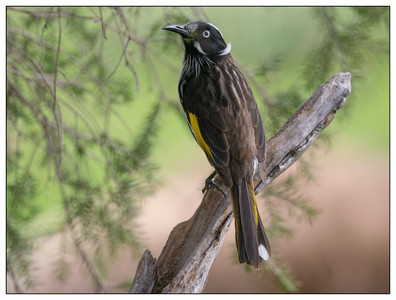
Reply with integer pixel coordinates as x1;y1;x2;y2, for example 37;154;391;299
202;171;226;198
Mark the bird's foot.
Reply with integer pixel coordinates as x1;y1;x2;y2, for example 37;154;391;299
202;171;226;198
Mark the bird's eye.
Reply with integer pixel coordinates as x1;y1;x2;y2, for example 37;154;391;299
203;30;210;38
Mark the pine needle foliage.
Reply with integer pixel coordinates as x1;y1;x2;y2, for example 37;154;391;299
6;6;170;292
6;6;389;293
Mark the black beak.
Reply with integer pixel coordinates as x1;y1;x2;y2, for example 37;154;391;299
162;24;190;38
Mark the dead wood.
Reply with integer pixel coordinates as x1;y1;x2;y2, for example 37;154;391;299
129;72;351;293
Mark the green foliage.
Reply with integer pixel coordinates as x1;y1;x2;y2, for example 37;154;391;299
7;6;389;293
264;258;301;293
7;150;39;291
303;7;389;90
6;6;173;292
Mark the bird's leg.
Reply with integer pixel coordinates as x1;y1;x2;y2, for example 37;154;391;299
202;170;226;198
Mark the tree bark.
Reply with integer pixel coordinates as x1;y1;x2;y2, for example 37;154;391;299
129;72;351;293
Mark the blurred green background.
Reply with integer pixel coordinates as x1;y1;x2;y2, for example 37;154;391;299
7;7;389;293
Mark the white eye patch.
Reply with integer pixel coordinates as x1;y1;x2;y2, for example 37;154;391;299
203;30;210;38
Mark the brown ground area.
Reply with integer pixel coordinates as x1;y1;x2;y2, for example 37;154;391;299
7;148;389;293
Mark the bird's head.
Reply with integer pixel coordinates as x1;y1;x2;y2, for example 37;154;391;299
162;21;231;57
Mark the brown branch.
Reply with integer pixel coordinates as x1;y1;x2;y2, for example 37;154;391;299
110;8;141;92
52;7;64;179
98;7;108;40
7;7;96;20
130;72;352;293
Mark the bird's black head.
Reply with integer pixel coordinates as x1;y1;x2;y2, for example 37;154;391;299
162;21;231;57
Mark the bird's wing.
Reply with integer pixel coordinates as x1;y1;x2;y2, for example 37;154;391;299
250;101;266;162
185;103;229;168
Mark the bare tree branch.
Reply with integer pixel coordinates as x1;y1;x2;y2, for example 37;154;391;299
52;7;64;179
137;70;350;294
129;72;351;293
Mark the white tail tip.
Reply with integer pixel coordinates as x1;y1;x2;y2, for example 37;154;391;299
258;244;270;261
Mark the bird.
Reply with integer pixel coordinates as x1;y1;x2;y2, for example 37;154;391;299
163;21;271;269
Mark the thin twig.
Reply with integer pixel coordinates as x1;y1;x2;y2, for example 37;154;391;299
53;7;63;179
191;7;210;22
98;7;107;40
8;28;116;102
57;183;107;293
111;7;141;92
108;37;131;79
8;7;96;20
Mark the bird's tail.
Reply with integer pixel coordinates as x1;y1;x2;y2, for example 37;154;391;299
231;176;271;269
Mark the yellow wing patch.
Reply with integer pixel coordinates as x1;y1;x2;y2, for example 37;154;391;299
188;112;214;161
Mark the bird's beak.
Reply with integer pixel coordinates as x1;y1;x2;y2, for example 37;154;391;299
162;24;191;38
